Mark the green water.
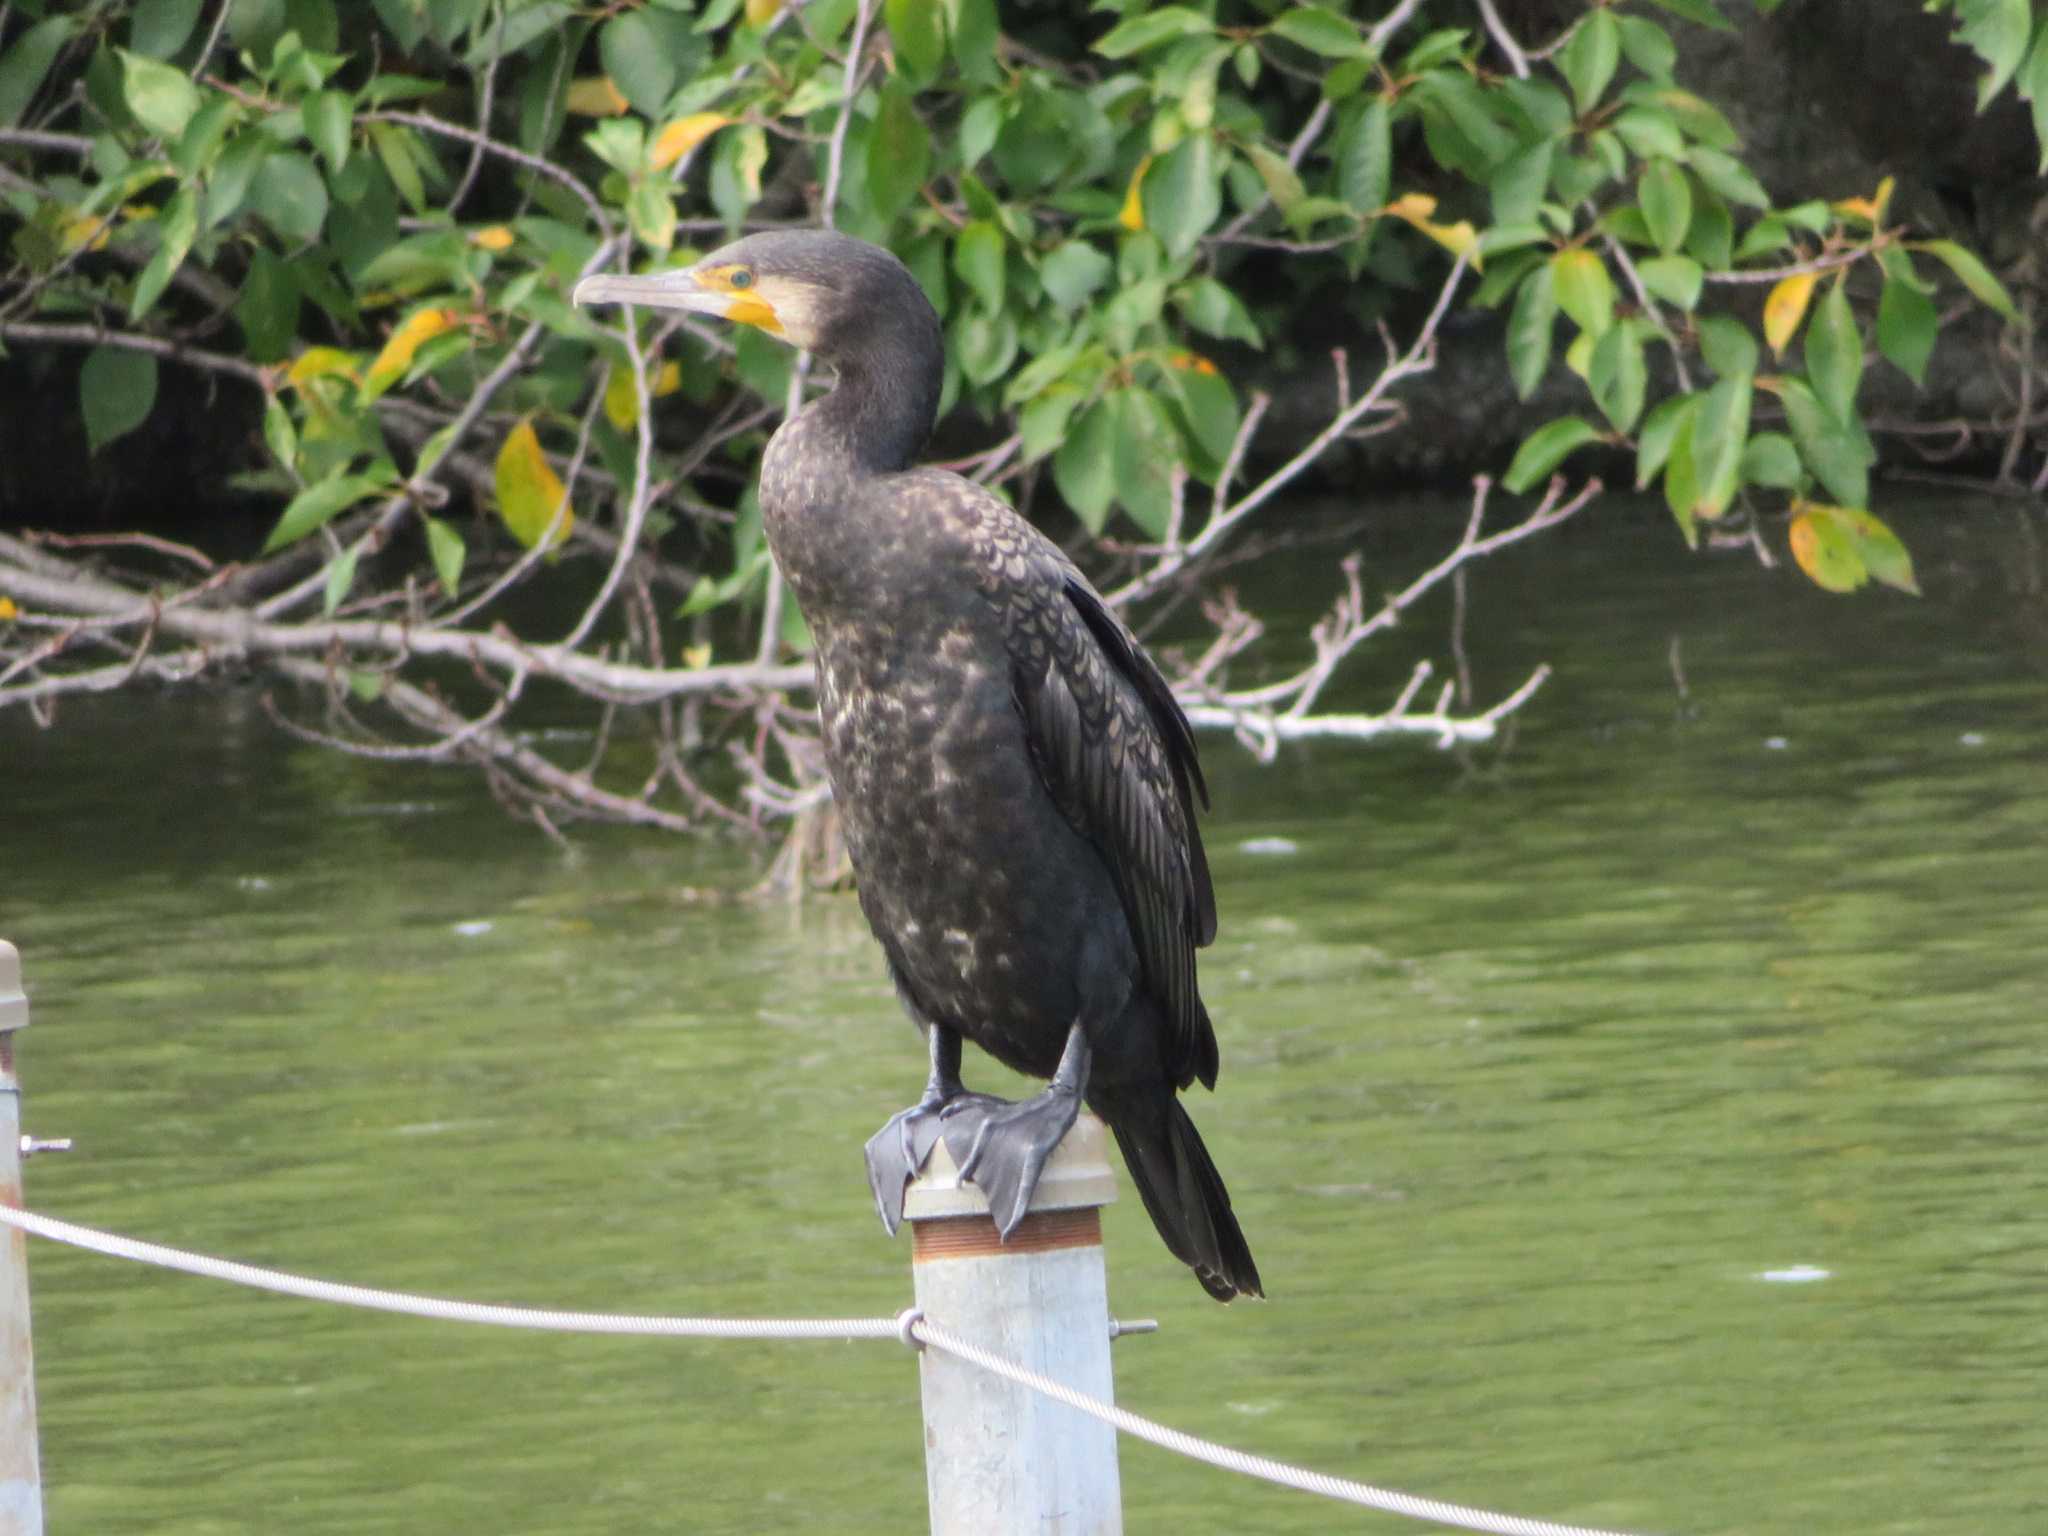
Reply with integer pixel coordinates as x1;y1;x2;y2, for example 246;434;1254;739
5;499;2046;1534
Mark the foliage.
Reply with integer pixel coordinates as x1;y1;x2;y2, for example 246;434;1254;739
0;0;2033;602
0;0;2038;838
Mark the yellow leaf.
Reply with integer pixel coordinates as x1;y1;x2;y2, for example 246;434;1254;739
1167;350;1219;376
0;597;18;622
287;347;361;389
470;224;515;252
1831;175;1894;227
1120;156;1153;232
565;76;630;117
681;642;712;669
602;360;683;430
1762;271;1817;358
651;113;735;172
56;208;110;253
494;419;575;551
362;306;460;402
744;0;783;25
1382;193;1481;269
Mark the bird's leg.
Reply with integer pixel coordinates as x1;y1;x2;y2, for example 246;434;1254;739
864;1025;997;1235
948;1021;1092;1240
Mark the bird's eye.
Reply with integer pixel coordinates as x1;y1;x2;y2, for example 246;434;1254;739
729;269;754;290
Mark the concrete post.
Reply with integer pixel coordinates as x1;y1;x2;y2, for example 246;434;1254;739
0;941;45;1536
904;1113;1123;1536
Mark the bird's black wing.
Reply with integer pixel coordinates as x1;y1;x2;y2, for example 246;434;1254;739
957;488;1219;1090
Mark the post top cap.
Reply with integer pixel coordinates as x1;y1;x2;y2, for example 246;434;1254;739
0;941;24;1033
903;1111;1116;1221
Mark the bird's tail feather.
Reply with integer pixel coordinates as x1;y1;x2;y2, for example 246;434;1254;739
1107;1097;1262;1302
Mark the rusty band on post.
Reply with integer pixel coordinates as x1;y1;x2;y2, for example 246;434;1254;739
913;1205;1102;1263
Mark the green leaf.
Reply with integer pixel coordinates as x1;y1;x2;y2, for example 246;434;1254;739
1270;6;1367;58
1244;142;1305;214
262;394;298;473
130;0;205;59
1506;262;1557;400
1143;134;1222;261
322;542;361;616
1590;319;1648;433
1163;364;1241;467
952;220;1005;312
1551;248;1615;338
1689;370;1752;520
249;150;329;244
1338;96;1391;214
1055;396;1116;532
1612;106;1684;160
1637;253;1702;311
1638;157;1691;255
1503;415;1602;493
1830;504;1918;594
1877;261;1939;386
1739;431;1802;489
118;48;202;139
1111;386;1184;537
130;184;197;321
173;94;239;177
1095;6;1211;58
1953;0;2033;108
1616;15;1678;78
864;83;930;224
954;307;1018;386
1686;147;1769;209
1490;138;1554;227
1040;240;1112;313
0;17;78;126
263;469;393;552
601;11;678;118
1641;0;1734;30
1685;185;1733;267
1698;314;1758;380
369;122;427;213
1779;376;1874;508
1020;385;1084;464
1804;278;1863;423
1559;10;1621;114
80;347;159;456
424;516;466;597
1661;402;1702;546
306;89;352;173
2018;18;2048;173
943;0;995;79
1175;276;1262;347
708;123;766;236
1916;238;2022;327
1635;391;1696;490
887;0;947;85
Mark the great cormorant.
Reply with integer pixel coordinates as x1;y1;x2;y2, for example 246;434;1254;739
574;231;1261;1300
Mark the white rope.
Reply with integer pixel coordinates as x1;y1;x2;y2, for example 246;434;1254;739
908;1313;1650;1536
0;1204;1650;1536
0;1205;897;1340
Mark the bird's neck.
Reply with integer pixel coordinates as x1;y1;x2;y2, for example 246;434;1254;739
805;327;942;475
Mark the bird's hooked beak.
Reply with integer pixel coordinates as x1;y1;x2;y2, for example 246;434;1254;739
571;264;784;335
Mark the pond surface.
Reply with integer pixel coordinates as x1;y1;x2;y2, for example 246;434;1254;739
5;496;2046;1535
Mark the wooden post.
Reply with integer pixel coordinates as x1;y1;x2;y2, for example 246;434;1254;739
0;941;45;1536
904;1113;1123;1536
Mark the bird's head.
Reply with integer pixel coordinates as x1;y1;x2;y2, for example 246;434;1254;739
571;230;936;366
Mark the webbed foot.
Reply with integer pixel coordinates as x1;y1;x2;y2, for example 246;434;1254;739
864;1090;1002;1234
940;1085;1083;1239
